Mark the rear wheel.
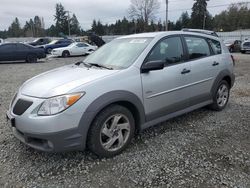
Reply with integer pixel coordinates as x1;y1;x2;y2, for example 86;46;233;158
26;54;37;63
209;80;230;111
241;50;246;54
87;105;135;158
62;51;70;57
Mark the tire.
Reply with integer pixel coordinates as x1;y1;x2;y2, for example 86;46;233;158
26;54;37;63
209;80;230;111
241;50;246;54
229;47;233;53
46;48;52;54
62;51;70;57
87;105;135;158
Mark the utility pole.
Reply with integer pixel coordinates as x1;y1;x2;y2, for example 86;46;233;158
166;0;169;31
203;13;206;29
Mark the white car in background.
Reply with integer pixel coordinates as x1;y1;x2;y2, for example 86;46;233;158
0;38;3;44
51;42;97;57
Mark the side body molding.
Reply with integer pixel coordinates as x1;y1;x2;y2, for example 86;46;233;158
78;90;146;150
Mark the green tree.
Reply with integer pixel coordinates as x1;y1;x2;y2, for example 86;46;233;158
54;3;68;35
8;17;23;37
191;0;209;29
70;14;81;35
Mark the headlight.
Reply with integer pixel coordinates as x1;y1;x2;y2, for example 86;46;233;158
37;93;84;116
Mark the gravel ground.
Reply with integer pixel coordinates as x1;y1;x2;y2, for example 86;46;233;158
0;54;249;188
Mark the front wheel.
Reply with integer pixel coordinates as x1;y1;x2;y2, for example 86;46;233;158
26;54;37;63
87;105;135;158
62;51;70;57
209;80;230;111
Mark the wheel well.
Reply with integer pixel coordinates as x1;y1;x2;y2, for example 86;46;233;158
115;101;141;132
222;76;231;88
91;101;142;133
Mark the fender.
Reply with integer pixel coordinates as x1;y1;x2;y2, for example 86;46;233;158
78;90;146;150
210;70;235;95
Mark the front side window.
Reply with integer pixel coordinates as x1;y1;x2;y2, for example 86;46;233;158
147;36;184;64
77;43;88;47
184;36;210;60
208;39;221;55
84;38;152;69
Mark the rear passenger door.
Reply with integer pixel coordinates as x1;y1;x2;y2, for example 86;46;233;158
183;36;222;104
141;36;192;121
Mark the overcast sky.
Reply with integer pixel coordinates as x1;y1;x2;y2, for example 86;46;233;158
0;0;247;30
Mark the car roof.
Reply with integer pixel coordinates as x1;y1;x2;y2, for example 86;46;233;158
118;31;220;41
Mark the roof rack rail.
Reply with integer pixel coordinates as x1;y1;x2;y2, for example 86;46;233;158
181;28;219;37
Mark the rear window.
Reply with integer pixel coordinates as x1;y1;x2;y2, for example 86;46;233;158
184;36;210;60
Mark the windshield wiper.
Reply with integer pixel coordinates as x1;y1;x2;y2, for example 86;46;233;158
75;61;113;70
88;63;113;70
75;61;91;68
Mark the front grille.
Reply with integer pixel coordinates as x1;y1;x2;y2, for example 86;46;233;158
13;99;33;115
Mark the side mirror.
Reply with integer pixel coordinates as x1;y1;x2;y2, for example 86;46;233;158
141;60;164;73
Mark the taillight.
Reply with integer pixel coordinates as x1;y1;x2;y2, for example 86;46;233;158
231;55;235;66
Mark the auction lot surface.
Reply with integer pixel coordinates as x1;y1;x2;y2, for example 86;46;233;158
0;54;249;187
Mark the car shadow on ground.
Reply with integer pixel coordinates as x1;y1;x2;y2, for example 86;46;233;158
15;106;213;161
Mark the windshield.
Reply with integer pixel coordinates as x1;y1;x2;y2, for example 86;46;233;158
84;38;152;69
48;40;58;45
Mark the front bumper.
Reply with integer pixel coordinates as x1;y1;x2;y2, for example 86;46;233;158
6;92;91;152
6;110;84;152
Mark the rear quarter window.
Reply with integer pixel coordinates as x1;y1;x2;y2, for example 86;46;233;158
207;39;222;55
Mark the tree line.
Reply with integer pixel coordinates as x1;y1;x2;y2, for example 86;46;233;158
0;1;250;39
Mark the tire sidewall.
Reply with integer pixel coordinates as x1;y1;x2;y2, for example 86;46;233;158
213;80;230;111
88;105;135;158
62;51;70;57
26;54;37;63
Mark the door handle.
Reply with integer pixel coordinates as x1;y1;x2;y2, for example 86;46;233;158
212;61;219;66
181;68;191;74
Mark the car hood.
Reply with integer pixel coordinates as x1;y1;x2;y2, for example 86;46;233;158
20;65;120;98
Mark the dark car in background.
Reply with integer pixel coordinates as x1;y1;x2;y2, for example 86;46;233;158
42;39;74;54
224;39;241;52
29;38;51;46
0;43;46;63
241;41;250;54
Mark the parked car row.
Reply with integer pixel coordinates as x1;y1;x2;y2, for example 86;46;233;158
222;39;250;54
0;38;98;63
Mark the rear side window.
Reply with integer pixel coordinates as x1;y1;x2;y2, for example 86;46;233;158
147;36;184;65
184;36;210;60
207;39;221;55
16;44;31;50
0;44;15;50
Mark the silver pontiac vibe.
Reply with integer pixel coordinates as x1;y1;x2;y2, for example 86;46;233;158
6;30;235;157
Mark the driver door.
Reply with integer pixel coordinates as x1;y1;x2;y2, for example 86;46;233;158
141;36;192;121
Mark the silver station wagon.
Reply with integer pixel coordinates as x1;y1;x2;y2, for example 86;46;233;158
7;30;235;157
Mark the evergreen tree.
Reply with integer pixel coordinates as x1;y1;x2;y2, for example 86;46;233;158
54;3;68;35
70;14;81;35
8;17;23;37
191;0;209;29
